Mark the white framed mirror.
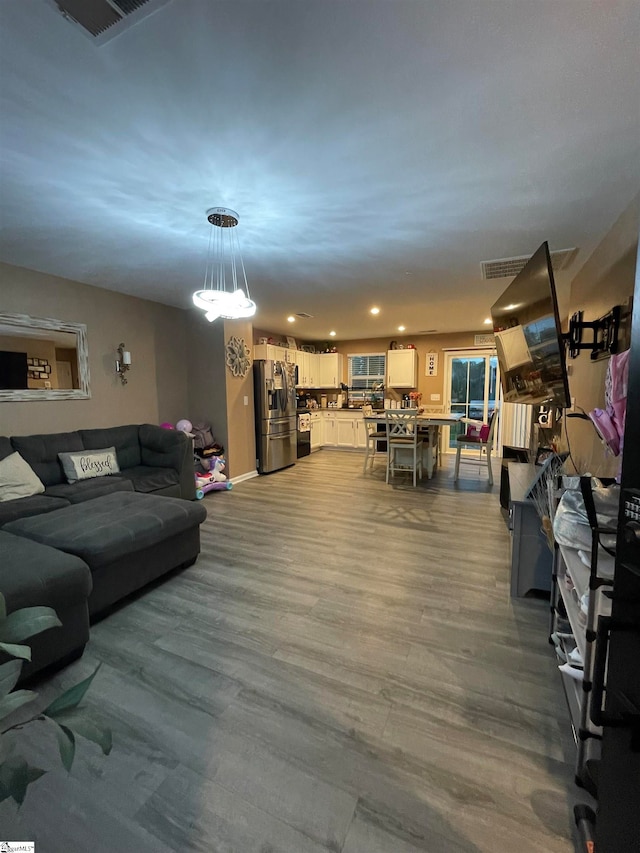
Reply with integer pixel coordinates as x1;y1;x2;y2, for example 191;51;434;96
0;313;91;402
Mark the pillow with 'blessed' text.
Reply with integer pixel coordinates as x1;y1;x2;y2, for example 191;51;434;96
58;447;120;484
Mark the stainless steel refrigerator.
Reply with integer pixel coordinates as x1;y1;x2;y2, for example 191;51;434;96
253;359;296;474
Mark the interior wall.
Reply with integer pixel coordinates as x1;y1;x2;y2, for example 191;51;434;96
564;193;639;475
332;331;485;404
223;319;256;478
185;313;229;469
0;262;189;436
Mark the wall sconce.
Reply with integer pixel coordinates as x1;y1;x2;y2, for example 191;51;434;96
116;343;132;385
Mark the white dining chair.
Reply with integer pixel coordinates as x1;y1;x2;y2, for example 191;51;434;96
453;409;498;485
385;411;427;487
362;406;386;472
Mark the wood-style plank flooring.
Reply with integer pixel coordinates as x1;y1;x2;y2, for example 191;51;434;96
1;450;582;852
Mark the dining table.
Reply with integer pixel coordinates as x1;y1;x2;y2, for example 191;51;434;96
363;410;465;478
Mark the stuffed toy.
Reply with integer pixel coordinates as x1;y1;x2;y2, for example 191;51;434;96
194;456;231;496
209;456;227;482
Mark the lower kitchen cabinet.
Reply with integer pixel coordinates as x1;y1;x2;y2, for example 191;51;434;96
310;413;323;450
318;411;368;450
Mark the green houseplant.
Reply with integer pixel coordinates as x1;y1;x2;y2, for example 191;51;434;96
0;592;111;806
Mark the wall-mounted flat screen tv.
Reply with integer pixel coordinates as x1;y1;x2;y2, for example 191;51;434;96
490;241;570;408
0;350;28;389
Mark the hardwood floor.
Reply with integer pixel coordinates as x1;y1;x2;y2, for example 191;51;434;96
1;450;581;852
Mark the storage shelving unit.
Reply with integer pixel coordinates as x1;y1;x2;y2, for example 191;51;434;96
549;478;617;797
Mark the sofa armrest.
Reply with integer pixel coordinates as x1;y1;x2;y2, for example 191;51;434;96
138;425;195;500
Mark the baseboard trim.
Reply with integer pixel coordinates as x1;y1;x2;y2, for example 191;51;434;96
231;469;259;485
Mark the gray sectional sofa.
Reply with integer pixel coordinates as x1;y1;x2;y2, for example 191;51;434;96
0;423;195;526
0;424;204;680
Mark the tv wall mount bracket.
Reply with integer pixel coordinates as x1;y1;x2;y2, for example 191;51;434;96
565;305;621;360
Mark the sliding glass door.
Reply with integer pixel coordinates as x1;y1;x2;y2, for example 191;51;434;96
443;351;499;452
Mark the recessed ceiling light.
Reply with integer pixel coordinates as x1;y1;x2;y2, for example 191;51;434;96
398;325;405;332
484;318;492;325
329;330;336;337
370;307;380;315
287;315;295;323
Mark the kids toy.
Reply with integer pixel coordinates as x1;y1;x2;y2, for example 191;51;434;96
195;457;232;498
160;422;174;430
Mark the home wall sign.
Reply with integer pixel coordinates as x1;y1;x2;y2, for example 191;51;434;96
426;352;438;377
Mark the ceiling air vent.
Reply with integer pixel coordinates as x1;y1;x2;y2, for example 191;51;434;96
480;248;578;280
48;0;172;44
295;312;314;319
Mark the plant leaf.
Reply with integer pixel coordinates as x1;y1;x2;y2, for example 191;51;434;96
43;664;101;717
0;606;62;643
52;721;75;772
0;592;6;622
0;642;32;661
0;689;37;721
0;755;47;806
52;709;112;756
0;660;23;699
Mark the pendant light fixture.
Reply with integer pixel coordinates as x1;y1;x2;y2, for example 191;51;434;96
192;207;257;322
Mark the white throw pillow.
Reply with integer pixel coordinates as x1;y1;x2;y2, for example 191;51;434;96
0;451;45;502
58;447;120;484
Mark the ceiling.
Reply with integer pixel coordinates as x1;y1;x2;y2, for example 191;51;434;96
0;1;638;342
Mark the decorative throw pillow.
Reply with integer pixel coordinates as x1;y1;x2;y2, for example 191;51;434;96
0;451;45;502
58;447;120;484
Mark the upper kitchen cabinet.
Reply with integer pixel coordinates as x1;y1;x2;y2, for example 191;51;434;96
253;344;296;364
386;348;418;388
293;350;319;387
318;353;343;388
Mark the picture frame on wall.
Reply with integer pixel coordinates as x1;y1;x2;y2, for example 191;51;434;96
286;336;297;349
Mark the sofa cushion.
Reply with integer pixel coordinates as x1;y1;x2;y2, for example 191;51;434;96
118;465;180;494
44;476;134;504
0;494;70;527
80;425;142;470
58;446;120;483
11;432;83;486
5;492;207;569
0;531;92;613
0;452;45;501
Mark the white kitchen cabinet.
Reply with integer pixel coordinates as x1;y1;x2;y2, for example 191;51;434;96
294;350;306;386
386;348;418;388
253;344;290;363
323;412;337;446
310;413;323;450
307;352;320;387
318;353;343;388
336;416;356;447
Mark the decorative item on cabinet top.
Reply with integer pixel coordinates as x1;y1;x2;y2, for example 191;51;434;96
225;336;252;377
